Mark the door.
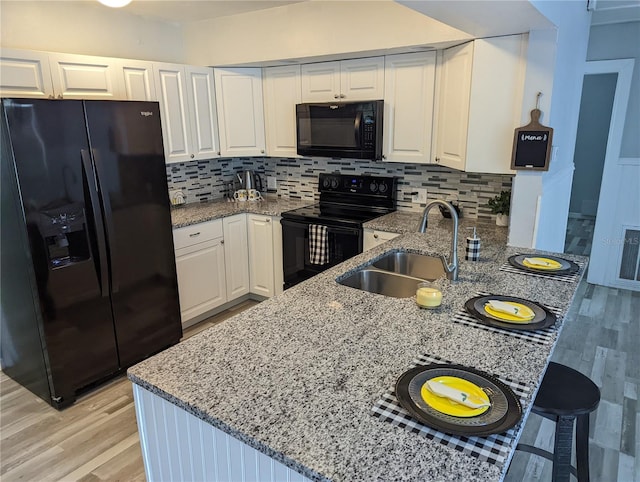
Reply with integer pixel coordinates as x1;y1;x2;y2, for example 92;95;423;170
84;101;182;366
48;52;124;100
434;42;473;170
214;67;266;157
263;65;301;157
247;214;275;297
584;60;639;290
154;63;192;163
339;57;385;101
383;51;436;163
1;99;118;402
223;214;250;300
0;48;54;98
120;59;156;101
185;66;220;160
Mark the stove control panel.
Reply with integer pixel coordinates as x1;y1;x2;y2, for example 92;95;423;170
319;173;396;199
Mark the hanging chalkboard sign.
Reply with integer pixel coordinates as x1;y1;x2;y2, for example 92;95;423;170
511;108;553;171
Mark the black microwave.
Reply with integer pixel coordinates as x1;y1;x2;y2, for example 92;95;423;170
296;100;383;160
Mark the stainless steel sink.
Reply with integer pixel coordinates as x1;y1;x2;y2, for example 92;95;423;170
337;269;424;298
372;252;446;281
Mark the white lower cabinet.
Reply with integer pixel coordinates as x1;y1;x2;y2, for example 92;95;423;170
247;214;283;298
363;228;401;251
222;214;250;299
174;220;226;324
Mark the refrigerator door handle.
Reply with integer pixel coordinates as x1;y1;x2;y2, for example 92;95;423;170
90;148;119;294
80;149;109;298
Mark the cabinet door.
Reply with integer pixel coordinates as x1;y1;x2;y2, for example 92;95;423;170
0;48;54;98
434;42;474;171
301;61;341;102
185;66;221;160
223;214;250;300
120;59;156;101
340;57;385;101
247;214;275;298
465;35;526;174
383;52;436;163
214;67;266;157
154;63;192;163
48;52;124;100
175;239;227;323
363;229;400;251
263;65;301;157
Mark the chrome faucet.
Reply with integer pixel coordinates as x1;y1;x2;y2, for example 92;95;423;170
418;200;459;281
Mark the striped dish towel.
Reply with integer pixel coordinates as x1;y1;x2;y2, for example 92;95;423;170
309;224;329;265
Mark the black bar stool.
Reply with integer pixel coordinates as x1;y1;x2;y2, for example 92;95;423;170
516;362;600;482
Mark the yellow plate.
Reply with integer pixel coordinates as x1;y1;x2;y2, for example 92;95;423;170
484;302;535;323
522;257;563;271
421;376;490;417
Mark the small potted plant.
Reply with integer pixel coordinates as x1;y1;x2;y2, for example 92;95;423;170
487;190;511;226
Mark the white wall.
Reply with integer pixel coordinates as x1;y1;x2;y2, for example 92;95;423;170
587;21;640;159
508;1;592;251
0;1;185;63
183;1;472;66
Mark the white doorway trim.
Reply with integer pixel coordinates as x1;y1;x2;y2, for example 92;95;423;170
586;58;636;288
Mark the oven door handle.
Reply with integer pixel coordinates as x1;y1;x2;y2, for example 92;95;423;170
281;219;361;237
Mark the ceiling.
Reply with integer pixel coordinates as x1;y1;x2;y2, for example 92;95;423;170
118;0;307;23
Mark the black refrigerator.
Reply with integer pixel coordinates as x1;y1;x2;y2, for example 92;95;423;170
1;98;182;409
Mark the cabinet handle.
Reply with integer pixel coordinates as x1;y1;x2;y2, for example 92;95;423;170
57;94;63;99
435;157;440;163
339;94;345;98
334;94;340;99
266;218;271;223
382;154;386;160
190;154;195;159
189;232;201;237
373;234;379;239
217;151;221;155
48;94;55;99
261;149;265;154
220;239;224;244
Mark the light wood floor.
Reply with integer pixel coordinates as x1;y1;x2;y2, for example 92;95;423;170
2;281;638;481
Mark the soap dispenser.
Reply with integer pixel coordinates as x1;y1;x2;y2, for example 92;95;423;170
465;227;481;261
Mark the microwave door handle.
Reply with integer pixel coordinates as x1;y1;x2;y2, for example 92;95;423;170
354;111;362;146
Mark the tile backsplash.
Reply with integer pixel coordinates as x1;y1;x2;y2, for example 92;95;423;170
166;157;513;221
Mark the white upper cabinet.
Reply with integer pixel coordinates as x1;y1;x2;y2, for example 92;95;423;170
154;63;191;163
301;57;385;102
154;63;220;163
263;65;301;158
214;67;266;157
120;59;156;101
185;66;221;160
48;52;124;100
0;48;54;99
434;35;527;173
383;51;436;164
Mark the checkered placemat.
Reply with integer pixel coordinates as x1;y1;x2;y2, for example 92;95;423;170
371;354;531;466
499;256;585;283
452;292;564;346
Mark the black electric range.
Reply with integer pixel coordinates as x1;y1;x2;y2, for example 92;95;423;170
280;173;397;289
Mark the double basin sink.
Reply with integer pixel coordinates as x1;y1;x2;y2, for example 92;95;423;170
337;251;446;298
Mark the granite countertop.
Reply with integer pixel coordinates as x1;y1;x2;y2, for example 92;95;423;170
128;212;587;482
171;196;313;228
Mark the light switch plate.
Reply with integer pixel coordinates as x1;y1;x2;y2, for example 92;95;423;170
267;176;277;190
412;188;427;204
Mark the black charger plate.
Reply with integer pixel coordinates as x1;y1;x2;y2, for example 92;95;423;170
465;295;557;331
395;364;522;437
508;254;579;275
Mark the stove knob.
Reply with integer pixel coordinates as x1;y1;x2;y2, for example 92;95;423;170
331;178;339;189
378;182;388;193
323;177;331;188
369;181;378;193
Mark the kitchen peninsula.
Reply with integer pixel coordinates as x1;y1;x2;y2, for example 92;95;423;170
128;212;587;482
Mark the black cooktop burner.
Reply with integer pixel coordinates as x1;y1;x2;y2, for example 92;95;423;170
281;203;392;226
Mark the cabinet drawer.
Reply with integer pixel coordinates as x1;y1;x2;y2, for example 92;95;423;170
173;219;223;250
